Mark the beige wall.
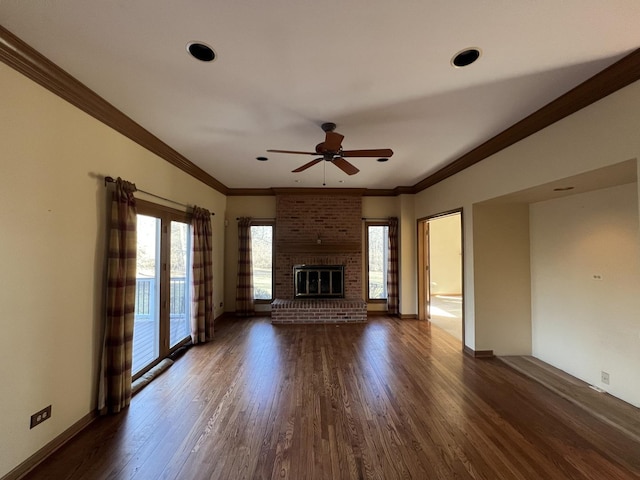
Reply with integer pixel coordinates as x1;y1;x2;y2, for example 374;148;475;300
0;63;227;477
362;196;400;219
530;183;640;407
415;80;640;354
399;195;417;316
473;203;532;355
428;214;462;295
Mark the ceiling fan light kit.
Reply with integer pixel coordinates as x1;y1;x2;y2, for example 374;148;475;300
267;123;393;178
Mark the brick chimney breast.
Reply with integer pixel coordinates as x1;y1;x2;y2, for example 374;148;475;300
275;194;362;300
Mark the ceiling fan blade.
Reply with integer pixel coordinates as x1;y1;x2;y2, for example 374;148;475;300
292;158;323;173
324;131;344;152
341;148;394;158
332;157;359;175
267;149;318;155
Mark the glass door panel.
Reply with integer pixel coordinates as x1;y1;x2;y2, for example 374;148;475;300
320;271;330;294
170;221;191;347
133;214;161;375
308;271;319;294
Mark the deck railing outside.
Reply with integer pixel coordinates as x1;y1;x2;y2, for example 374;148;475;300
132;277;190;374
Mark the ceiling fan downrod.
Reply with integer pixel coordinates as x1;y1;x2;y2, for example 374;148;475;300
323;159;326;187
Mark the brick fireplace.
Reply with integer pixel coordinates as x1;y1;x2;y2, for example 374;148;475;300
271;192;367;324
293;264;344;298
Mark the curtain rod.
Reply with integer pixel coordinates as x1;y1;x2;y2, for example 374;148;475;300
236;217;276;221
104;176;214;215
362;217;392;221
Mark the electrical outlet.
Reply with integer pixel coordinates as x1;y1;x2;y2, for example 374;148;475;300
601;371;610;385
593;274;603;280
30;405;52;429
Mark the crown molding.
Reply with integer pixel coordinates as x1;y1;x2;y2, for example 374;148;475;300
0;25;229;195
361;189;398;197
225;187;408;196
227;187;372;196
225;188;275;196
3;24;639;198
411;47;640;193
364;186;414;196
271;187;367;196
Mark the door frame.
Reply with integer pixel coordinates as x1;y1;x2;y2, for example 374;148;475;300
417;219;430;320
417;208;465;343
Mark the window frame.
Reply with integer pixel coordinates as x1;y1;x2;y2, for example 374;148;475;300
249;221;275;304
133;199;193;381
365;221;390;304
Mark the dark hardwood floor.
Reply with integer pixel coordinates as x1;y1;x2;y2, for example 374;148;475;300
499;355;640;443
23;316;640;479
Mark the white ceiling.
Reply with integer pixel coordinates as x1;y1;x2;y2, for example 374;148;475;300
2;1;640;190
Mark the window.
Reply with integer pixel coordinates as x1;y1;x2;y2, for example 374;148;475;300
250;223;274;301
366;223;389;301
132;201;192;378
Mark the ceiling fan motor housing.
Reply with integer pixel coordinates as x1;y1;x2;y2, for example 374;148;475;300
316;142;339;155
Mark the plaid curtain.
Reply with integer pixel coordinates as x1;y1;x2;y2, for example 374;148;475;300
387;217;399;315
98;177;137;414
191;206;214;343
235;217;255;316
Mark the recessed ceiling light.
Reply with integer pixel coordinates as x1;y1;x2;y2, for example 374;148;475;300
256;156;268;161
553;186;575;191
377;158;389;162
451;48;481;68
186;41;216;62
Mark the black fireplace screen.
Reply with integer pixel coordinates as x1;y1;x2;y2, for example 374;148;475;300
294;265;344;298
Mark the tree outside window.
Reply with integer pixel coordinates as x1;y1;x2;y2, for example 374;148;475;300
250;224;274;300
367;224;389;300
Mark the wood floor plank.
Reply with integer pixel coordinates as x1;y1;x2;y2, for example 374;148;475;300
21;316;640;480
500;355;640;443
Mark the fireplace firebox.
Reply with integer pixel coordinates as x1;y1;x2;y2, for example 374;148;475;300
293;265;344;298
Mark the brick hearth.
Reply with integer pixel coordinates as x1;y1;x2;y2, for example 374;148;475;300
271;298;367;324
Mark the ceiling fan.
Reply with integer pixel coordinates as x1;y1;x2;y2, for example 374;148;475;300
267;123;393;176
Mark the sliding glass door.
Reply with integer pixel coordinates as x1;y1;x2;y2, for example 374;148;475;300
132;202;192;378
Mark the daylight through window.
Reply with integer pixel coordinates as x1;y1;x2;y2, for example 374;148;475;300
367;224;389;300
132;202;192;378
250;224;274;301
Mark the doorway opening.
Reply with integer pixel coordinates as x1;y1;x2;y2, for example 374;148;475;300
418;210;464;342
